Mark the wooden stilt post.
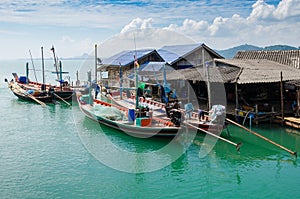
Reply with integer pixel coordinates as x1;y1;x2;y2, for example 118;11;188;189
280;71;284;125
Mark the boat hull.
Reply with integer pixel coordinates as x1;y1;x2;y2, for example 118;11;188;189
108;94;226;134
12;91;53;103
77;95;182;137
17;81;74;101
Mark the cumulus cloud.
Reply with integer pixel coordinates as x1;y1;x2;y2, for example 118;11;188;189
248;0;275;20
1;0;300;59
99;28;196;58
61;36;75;43
118;0;300;49
274;0;300;19
120;18;154;34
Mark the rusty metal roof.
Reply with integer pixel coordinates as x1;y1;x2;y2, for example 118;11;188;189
214;59;300;84
234;50;300;69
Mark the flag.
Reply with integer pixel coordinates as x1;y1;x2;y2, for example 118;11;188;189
134;60;140;68
134;55;139;68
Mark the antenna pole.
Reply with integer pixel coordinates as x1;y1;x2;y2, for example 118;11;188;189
29;49;38;82
51;46;59;80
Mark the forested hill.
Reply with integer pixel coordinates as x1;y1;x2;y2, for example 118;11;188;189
217;44;299;58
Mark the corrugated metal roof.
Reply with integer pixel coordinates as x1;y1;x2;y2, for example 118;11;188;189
100;43;224;69
234;50;300;69
127;62;168;79
157;43;202;64
138;61;166;72
101;49;155;66
215;58;300;84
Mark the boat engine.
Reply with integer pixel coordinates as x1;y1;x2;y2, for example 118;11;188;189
210;105;226;124
169;109;182;127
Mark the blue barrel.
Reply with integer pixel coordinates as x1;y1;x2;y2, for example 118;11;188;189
19;76;27;84
128;109;135;122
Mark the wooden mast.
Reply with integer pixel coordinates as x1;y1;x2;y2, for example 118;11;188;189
119;62;123;100
41;46;46;91
26;62;29;84
95;44;98;83
41;47;45;86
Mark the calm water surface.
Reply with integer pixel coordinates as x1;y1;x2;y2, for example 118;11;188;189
1;60;300;198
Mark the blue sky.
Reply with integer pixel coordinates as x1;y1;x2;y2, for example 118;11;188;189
0;0;299;59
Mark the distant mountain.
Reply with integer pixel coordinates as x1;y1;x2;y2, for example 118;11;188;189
263;45;298;51
66;44;299;60
61;53;90;60
217;44;299;58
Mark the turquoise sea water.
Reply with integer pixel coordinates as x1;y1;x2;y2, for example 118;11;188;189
1;60;300;198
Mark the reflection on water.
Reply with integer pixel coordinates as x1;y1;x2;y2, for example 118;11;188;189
76;112;192;173
75;102;300;174
2;86;300;198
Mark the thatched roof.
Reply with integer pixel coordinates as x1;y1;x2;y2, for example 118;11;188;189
234;50;300;69
215;59;300;84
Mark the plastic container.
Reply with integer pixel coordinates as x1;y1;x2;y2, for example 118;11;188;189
128;109;135;122
135;117;152;127
19;76;27;84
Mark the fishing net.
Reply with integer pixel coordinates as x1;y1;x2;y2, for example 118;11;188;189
93;104;126;121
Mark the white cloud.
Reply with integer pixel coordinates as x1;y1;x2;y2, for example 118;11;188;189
274;0;300;19
61;36;75;43
98;28;196;58
117;0;300;49
0;0;300;59
248;0;275;20
208;17;230;36
120;18;154;34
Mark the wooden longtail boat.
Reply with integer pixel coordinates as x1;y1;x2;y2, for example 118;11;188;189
106;93;226;134
77;93;183;137
13;73;74;101
11;46;76;102
6;79;53;106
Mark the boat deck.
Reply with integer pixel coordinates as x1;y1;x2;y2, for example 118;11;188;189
109;95;225;133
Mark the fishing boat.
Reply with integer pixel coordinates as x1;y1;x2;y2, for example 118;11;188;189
5;79;53;106
106;92;227;134
13;73;74;101
103;57;226;134
77;93;183;137
11;46;74;102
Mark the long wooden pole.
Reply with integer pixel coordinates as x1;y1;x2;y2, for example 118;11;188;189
26;62;29;84
11;82;46;107
119;62;123;100
226;118;297;156
26;93;47;107
53;93;71;106
29;49;38;82
51;46;59;80
41;47;45;86
184;121;242;151
95;44;97;83
205;61;211;110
